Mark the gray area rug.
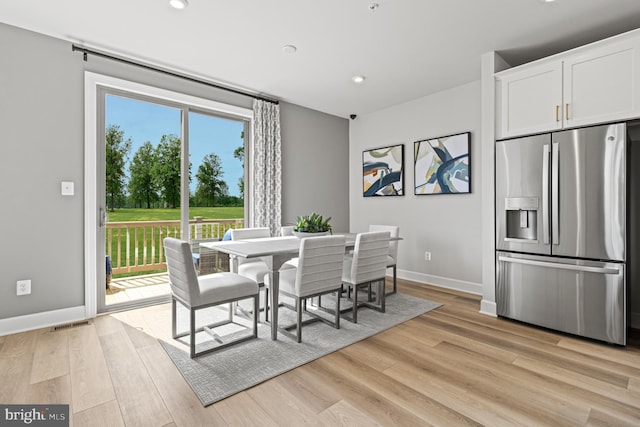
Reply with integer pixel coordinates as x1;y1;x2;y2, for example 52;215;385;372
160;292;441;406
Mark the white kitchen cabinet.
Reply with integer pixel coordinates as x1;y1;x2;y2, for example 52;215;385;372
497;62;563;138
563;39;640;129
496;33;640;139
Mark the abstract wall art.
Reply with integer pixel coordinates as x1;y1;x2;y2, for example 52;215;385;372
362;144;404;197
414;132;471;195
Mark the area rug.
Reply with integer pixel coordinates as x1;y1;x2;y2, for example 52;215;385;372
159;292;441;406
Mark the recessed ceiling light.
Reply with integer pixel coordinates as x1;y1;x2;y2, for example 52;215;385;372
352;75;366;84
282;44;297;54
169;0;189;10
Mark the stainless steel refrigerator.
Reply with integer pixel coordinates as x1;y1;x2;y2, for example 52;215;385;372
495;123;627;345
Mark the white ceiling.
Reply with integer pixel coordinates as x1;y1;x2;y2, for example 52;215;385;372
2;0;640;118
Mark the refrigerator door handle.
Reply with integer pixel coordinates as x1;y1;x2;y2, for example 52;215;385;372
498;256;620;275
551;142;559;245
542;144;550;245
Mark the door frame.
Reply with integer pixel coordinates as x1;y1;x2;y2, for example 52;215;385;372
84;71;253;317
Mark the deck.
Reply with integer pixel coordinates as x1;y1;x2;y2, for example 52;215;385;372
106;272;171;305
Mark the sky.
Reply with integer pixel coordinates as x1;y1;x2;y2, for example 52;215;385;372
105;94;245;196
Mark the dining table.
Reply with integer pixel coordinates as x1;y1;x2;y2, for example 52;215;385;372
201;233;400;340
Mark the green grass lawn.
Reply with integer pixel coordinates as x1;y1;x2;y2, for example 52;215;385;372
108;206;244;222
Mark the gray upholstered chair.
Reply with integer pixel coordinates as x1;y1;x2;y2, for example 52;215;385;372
369;224;400;295
341;231;390;323
280;225;294;236
230;227;272;320
264;235;346;343
163;237;259;358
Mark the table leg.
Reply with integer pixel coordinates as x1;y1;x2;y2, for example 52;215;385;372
270;268;280;340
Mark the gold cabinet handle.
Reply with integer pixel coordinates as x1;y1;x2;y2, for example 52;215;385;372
565;103;569;120
556;105;560;122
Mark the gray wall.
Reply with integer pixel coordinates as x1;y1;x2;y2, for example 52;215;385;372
280;103;349;232
0;22;349;322
349;81;483;293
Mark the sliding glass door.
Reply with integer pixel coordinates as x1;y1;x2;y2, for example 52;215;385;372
92;80;251;313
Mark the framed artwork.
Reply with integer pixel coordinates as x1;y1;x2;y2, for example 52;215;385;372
414;132;471;195
362;144;404;197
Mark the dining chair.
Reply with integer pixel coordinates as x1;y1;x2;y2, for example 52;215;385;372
163;237;259;358
341;231;390;323
230;227;272;320
280;225;294;236
264;235;346;343
369;224;400;295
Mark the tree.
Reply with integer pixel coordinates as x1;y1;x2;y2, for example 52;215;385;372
234;143;244;197
195;153;228;206
128;141;159;208
105;125;132;211
154;134;183;208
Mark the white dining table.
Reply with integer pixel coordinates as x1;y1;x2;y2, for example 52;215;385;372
201;233;400;340
200;234;353;340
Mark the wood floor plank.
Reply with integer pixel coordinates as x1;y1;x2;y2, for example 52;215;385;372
29;329;69;384
279;368;343;414
247;376;327;426
0;354;33;404
215;391;279;426
513;355;640;408
0;330;38;359
320;351;482;427
136;342;228;426
308;355;472;427
73;400;125;427
371;331;588;426
68;324;117;413
99;331;172;427
317;400;385;427
423;311;640;384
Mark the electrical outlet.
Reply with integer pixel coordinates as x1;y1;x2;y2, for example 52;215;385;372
17;279;31;296
425;251;431;261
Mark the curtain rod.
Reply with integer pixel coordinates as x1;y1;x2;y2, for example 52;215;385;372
72;44;279;105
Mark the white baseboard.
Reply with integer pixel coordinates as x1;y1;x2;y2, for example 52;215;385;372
480;299;497;317
0;306;89;336
397;269;483;295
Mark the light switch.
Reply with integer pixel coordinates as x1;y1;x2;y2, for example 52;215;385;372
61;181;74;196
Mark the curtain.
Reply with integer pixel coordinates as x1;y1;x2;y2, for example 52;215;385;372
252;99;282;235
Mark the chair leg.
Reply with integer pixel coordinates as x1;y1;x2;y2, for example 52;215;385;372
190;307;196;359
264;288;269;322
171;298;177;339
393;265;397;294
380;279;386;313
352;285;358;323
253;294;259;338
335;290;340;329
296;297;303;343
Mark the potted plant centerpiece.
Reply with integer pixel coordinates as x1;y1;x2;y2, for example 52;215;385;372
293;212;332;237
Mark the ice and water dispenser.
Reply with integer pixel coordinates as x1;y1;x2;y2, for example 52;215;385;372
504;197;539;241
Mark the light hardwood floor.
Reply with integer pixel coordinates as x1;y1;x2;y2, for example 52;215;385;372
1;279;639;426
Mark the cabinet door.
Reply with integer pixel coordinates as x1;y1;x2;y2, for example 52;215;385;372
497;62;563;139
563;39;640;128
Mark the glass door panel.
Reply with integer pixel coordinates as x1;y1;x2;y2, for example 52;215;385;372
188;111;246;275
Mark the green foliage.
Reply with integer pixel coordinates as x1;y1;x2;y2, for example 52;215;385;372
128;141;159;208
105;125;132;211
294;212;332;233
195;153;228;206
153;134;184;208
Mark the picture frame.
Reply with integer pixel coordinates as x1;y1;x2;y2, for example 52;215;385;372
414;132;471;195
362;143;404;197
